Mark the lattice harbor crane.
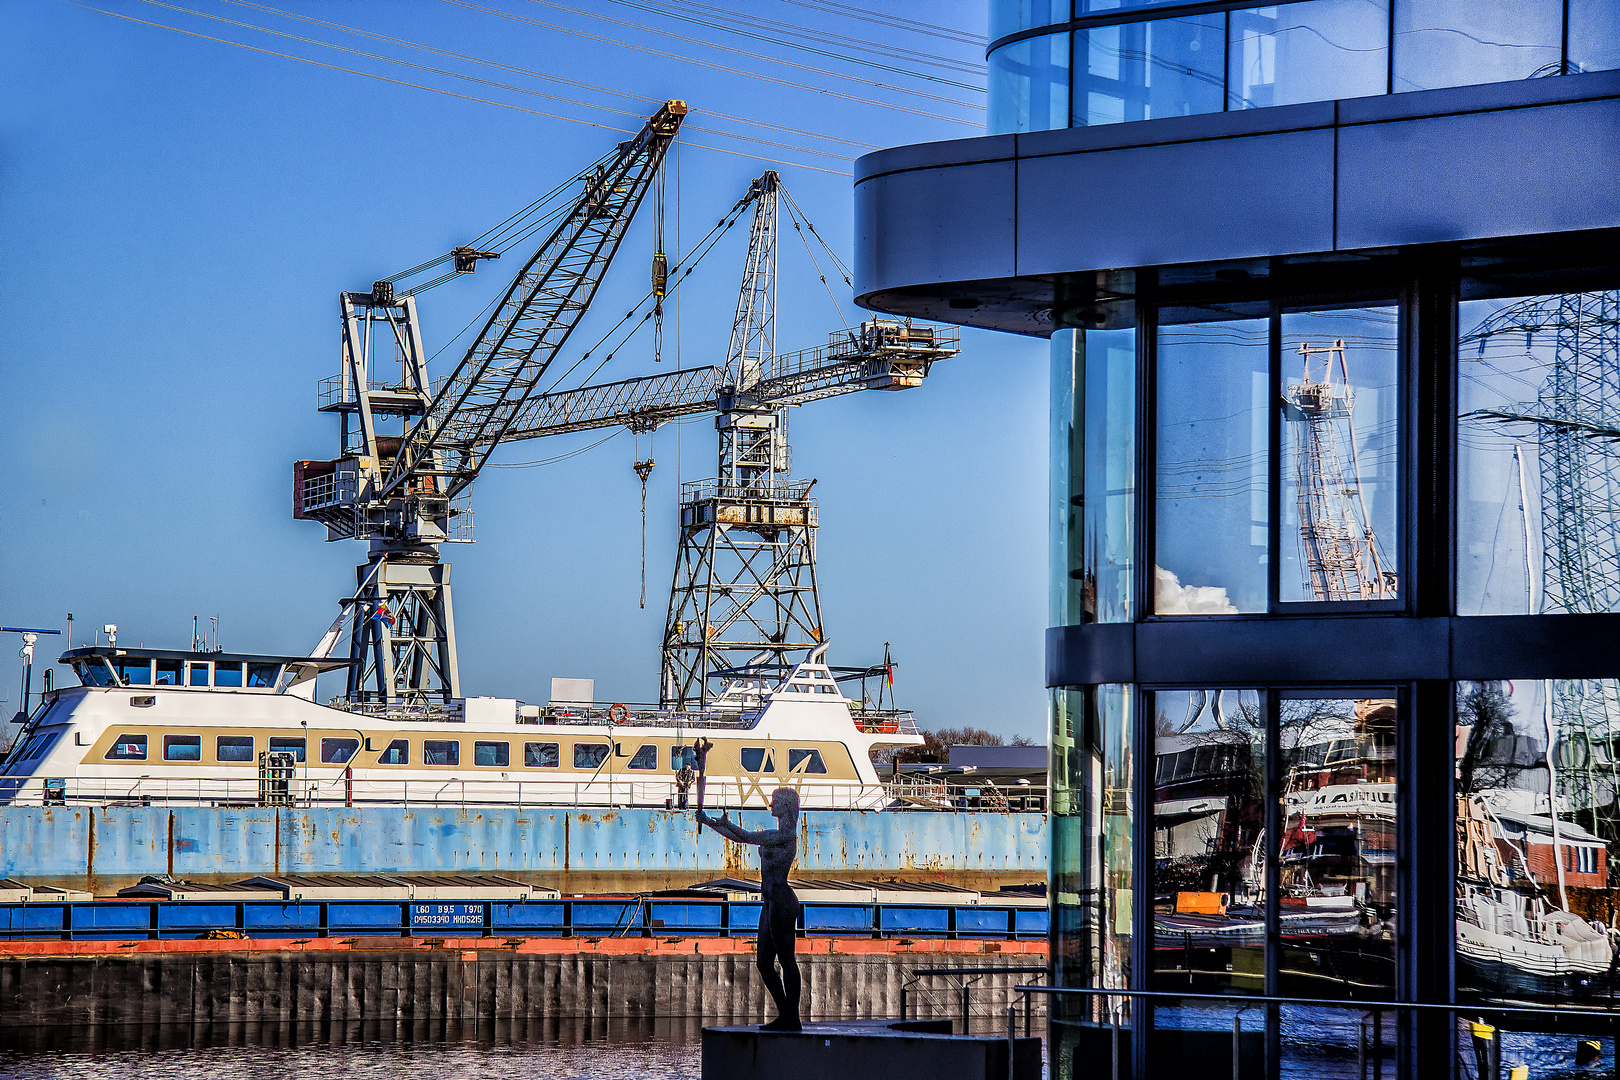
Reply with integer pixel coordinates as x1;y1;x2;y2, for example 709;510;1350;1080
295;105;956;717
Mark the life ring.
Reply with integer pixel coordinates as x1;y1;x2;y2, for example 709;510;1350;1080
607;703;630;724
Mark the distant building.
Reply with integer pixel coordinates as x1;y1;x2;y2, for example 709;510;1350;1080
856;3;1620;1076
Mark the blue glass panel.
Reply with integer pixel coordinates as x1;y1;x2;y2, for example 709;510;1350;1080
991;0;1069;42
801;904;874;932
956;908;1014;935
243;903;321;931
326;903;405;930
1570;0;1620;73
1393;0;1562;92
491;902;567;930
877;906;951;933
1076;14;1225;126
1229;1;1389;109
989;34;1072;134
1156;311;1270;614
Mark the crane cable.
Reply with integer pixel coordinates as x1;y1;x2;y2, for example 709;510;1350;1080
781;0;984;48
653;0;984;73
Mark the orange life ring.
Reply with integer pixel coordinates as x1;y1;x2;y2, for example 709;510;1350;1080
607;702;630;724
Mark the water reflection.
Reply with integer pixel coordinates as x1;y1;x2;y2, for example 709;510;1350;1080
0;1019;701;1080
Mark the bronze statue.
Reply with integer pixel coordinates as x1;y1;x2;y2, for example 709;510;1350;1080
695;750;803;1032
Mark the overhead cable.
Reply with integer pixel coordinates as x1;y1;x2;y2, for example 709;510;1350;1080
597;0;986;81
134;0;853;161
654;0;983;74
219;0;879;151
86;4;849;174
473;0;983;116
777;0;984;48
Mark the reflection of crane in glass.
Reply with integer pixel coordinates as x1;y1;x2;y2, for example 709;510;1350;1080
1284;339;1397;602
1462;292;1620;848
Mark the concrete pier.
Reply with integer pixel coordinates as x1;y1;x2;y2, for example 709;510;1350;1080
0;936;1046;1028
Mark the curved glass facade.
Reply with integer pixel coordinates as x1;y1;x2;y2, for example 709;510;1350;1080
988;0;1620;133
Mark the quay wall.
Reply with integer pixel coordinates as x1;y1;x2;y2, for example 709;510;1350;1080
0;807;1048;893
0;937;1048;1028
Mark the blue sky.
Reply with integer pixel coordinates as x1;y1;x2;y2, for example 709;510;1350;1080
0;0;1049;740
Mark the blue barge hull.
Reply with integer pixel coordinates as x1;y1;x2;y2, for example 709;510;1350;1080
0;807;1047;892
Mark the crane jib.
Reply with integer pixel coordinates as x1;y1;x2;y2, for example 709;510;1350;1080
381;101;687;503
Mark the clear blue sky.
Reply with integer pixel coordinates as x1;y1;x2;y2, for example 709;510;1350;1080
0;0;1049;740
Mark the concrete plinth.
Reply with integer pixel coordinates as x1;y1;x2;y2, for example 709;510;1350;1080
701;1019;1042;1080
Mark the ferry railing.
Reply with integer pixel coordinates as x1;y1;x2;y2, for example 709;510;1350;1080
0;774;915;811
0;896;1050;943
1011;985;1620;1080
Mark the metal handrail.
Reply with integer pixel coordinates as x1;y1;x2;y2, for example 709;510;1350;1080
901;964;1049;1036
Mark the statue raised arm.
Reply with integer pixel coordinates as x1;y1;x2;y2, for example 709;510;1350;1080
697;783;803;1031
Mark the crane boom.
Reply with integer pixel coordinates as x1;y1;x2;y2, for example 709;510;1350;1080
388;100;687;505
497;321;956;443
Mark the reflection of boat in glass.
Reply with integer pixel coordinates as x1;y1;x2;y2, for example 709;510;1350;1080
1456;794;1614;998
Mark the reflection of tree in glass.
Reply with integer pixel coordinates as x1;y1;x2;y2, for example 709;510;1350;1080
1456;681;1542;796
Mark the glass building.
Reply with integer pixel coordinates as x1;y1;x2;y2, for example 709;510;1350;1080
856;2;1620;1076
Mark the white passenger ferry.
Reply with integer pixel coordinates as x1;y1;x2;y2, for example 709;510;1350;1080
0;643;921;810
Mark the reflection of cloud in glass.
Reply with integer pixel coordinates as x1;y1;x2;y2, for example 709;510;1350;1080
1154;566;1238;615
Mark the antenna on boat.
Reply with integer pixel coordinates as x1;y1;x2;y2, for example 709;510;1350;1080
2;626;62;726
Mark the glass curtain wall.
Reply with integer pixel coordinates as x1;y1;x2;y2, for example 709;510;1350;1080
1053;327;1138;626
1050;685;1135;1080
988;0;1620;134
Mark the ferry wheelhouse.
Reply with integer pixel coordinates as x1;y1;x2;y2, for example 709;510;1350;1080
0;643;921;809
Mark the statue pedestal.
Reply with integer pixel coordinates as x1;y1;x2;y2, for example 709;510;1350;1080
701;1019;1042;1080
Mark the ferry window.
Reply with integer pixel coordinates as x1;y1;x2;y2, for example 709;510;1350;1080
154;659;183;686
76;660;116;687
246;663;281;688
188;663;210;687
18;732;59;762
424;740;460;766
216;736;254;762
164;734;202;761
105;733;148;760
574;742;610;769
627;744;658;770
788;749;827;774
524;742;560;768
213;663;243;687
740;747;775;773
117;658;152;686
474;741;509;767
321;738;359;764
270;737;305;762
378;739;409;765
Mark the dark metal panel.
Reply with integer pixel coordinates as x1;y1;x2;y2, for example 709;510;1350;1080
854;134;1015;184
1132;616;1450;683
854;160;1016;297
1337;98;1620;251
1015;130;1336;279
1450;614;1620;680
1044;624;1134;687
1014;100;1334;158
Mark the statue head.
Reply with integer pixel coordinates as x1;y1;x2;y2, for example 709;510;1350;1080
770;786;800;821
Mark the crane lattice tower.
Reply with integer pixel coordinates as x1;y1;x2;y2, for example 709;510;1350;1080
1464;291;1620;825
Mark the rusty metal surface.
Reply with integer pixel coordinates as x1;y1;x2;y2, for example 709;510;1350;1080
0;807;1047;889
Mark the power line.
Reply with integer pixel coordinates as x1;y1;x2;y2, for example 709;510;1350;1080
81;4;852;175
602;0;986;79
498;0;984;114
135;0;853;162
777;0;983;48
219;0;880;152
